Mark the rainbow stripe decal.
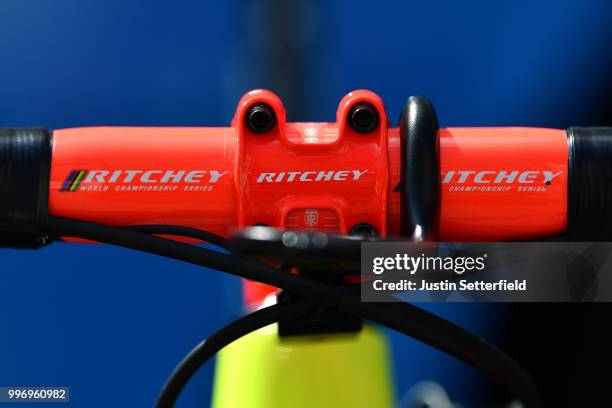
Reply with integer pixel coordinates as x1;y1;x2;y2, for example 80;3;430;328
60;170;88;192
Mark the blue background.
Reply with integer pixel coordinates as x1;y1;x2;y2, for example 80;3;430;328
0;1;611;406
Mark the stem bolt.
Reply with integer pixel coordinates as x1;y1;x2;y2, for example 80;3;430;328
350;223;379;238
246;104;276;134
348;103;378;133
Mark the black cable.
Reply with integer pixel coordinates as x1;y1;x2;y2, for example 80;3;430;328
353;302;538;407
126;225;230;250
47;215;540;407
155;298;316;408
48;216;336;301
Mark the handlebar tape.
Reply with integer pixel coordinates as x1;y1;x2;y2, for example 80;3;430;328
0;128;51;247
567;127;612;240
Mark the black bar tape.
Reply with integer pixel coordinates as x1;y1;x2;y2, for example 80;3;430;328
567;127;612;241
0;128;51;247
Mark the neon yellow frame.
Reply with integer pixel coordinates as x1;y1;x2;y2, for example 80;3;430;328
212;323;395;407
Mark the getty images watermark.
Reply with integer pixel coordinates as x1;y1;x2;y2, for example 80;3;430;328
371;251;526;292
361;242;612;302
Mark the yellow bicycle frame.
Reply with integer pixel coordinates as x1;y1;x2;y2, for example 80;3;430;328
212;323;395;407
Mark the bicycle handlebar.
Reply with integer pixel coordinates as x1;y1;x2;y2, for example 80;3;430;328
0;89;610;249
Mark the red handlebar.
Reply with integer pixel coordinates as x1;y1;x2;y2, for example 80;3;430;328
48;89;567;242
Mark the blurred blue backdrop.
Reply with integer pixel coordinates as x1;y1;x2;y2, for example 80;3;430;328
0;1;611;406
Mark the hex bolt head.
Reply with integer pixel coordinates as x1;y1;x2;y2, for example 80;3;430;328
246;103;276;134
348;103;379;133
349;223;379;238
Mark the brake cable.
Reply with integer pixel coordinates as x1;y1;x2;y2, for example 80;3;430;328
46;215;541;408
155;298;318;408
125;225;230;250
